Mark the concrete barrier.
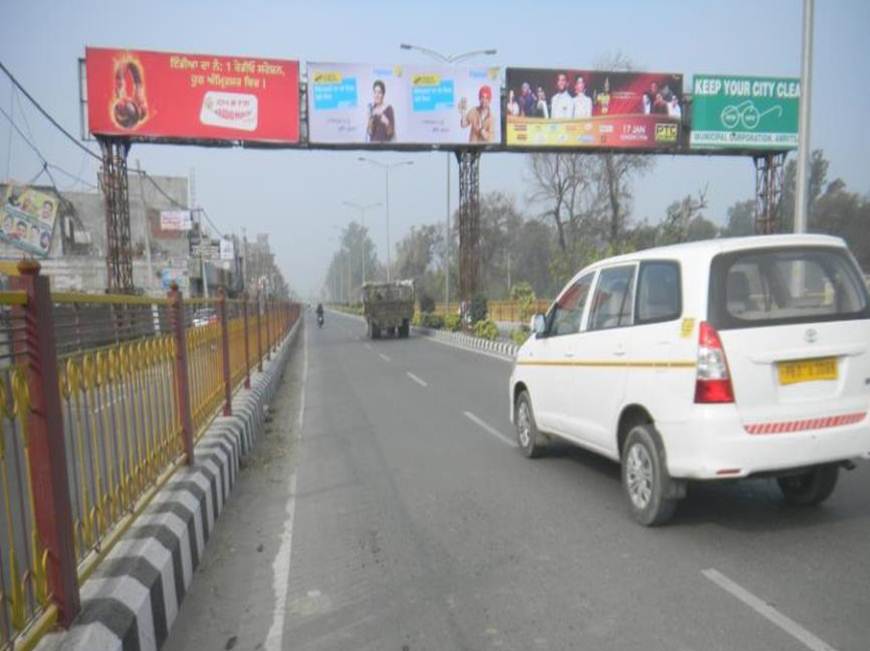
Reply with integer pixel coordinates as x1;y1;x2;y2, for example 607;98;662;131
36;318;302;651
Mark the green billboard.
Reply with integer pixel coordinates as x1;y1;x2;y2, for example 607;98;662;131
690;74;799;150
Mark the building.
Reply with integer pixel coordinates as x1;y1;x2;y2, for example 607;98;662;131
0;175;244;297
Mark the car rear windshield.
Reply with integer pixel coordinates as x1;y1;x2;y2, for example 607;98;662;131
708;246;870;329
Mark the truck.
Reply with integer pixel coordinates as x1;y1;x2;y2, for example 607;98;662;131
362;280;414;339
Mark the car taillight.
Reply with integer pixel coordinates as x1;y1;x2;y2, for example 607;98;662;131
694;321;734;403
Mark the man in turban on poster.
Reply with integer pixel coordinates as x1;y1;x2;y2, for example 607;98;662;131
459;85;493;143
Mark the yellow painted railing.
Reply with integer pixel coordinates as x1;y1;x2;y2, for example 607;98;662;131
0;281;298;651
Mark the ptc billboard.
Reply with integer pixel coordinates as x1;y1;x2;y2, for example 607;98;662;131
505;68;684;149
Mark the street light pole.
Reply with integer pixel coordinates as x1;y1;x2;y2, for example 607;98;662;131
795;0;814;234
343;201;381;286
357;158;413;283
399;43;497;308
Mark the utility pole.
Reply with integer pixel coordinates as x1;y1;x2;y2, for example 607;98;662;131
795;0;814;234
135;160;155;293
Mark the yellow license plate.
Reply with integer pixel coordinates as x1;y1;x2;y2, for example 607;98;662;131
777;357;838;385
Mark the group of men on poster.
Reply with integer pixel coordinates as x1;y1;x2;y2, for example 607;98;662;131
506;71;683;121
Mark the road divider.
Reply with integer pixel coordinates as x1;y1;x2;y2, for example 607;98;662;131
35;319;302;651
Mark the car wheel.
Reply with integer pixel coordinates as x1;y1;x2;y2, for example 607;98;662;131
622;425;678;526
777;464;839;506
515;391;544;458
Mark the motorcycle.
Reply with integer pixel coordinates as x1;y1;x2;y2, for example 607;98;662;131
317;313;324;328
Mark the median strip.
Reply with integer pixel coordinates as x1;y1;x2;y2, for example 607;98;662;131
463;411;516;447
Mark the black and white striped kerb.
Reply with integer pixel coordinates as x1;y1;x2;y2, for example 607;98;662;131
36;319;299;651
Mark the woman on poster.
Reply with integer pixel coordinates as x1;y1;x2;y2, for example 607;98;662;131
367;80;396;143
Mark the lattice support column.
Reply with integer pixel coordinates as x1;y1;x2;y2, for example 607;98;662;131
98;137;134;292
754;152;786;235
457;150;481;301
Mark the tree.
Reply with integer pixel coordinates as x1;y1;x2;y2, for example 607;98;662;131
781;149;829;231
597;153;655;249
394;224;443;298
526;153;593;253
325;221;380;302
811;179;870;271
722;199;755;237
657;189;709;245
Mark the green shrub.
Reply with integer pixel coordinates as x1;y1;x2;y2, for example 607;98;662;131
470;293;488;324
421;313;444;329
444;313;462;332
411;312;422;326
510;327;530;346
473;319;499;340
419;293;436;314
510;282;536;324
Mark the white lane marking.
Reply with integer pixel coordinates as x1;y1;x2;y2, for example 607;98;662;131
463;411;516;447
406;372;428;387
702;568;838;651
264;323;308;651
378;353;391;363
364;343;372;351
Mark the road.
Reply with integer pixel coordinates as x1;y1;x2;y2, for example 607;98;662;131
165;310;870;651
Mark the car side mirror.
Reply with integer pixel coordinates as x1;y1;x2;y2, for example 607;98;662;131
531;313;547;337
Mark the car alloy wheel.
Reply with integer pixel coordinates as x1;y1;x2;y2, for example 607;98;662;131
626;443;654;510
517;401;532;449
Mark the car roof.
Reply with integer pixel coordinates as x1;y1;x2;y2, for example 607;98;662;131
586;234;845;268
559;234;849;292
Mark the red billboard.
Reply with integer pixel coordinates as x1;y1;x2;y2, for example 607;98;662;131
86;47;299;143
505;68;683;149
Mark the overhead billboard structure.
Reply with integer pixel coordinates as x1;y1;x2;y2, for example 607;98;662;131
85;47;300;143
505;68;683;149
690;75;799;150
0;185;58;257
307;62;501;145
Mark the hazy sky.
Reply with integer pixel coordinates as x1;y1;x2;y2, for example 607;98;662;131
2;0;868;297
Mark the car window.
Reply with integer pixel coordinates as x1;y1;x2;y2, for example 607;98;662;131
636;261;681;324
588;265;636;330
709;247;870;329
548;273;593;336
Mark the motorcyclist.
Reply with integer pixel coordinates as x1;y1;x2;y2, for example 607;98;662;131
316;303;324;326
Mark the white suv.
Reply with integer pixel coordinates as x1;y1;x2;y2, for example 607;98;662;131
509;234;870;525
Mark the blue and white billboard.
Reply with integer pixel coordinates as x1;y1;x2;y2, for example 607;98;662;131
307;62;501;145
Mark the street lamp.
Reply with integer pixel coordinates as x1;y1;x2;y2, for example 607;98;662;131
343;200;382;285
399;43;497;65
399;43;497;308
356;158;413;282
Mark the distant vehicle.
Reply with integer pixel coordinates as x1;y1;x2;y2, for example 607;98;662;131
362;280;414;339
192;308;218;328
510;234;870;525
